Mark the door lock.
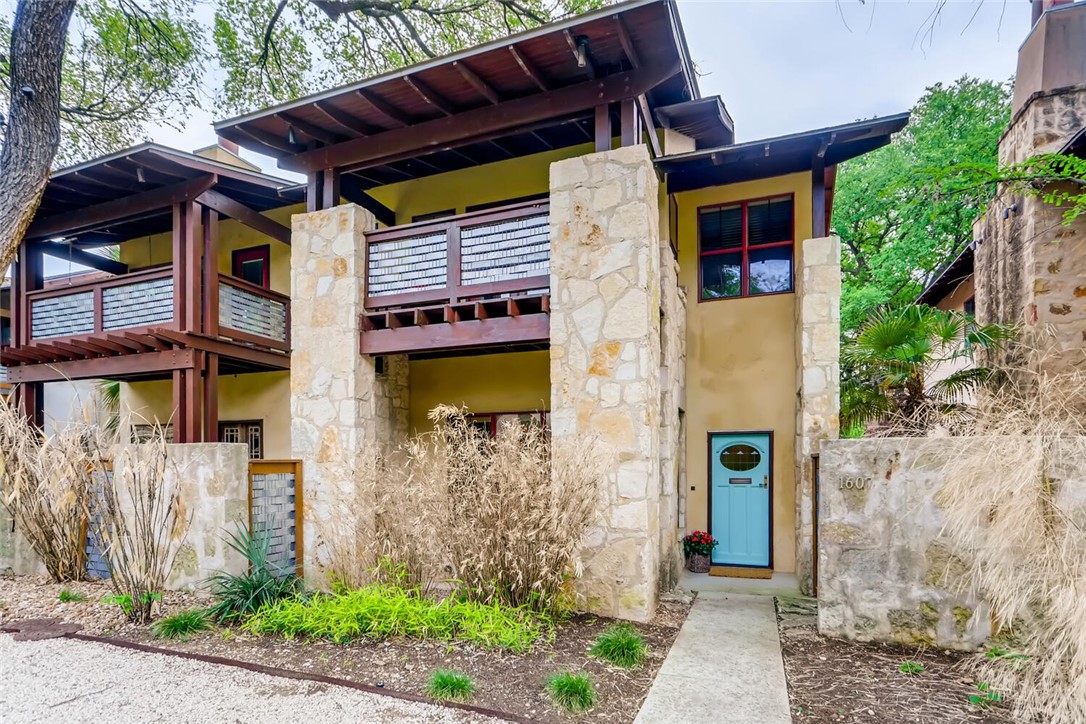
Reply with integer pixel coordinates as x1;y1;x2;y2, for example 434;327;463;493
760;475;768;488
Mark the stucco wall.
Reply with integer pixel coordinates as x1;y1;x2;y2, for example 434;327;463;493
818;438;992;650
120;370;291;458
408;351;549;433
674;173;813;574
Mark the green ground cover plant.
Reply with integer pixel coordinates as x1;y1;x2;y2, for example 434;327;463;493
206;526;301;623
425;670;475;701
151;609;212;641
589;622;647;669
243;583;548;652
546;671;596;713
58;589;87;603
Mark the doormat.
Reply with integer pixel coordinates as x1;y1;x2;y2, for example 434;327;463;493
709;565;773;580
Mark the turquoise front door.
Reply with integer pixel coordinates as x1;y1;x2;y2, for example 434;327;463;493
709;432;771;568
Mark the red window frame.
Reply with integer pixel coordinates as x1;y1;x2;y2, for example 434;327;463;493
697;193;795;301
232;245;271;288
467;411;549;438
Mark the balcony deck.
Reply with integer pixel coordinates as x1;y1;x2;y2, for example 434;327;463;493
3;267;290;383
360;200;551;355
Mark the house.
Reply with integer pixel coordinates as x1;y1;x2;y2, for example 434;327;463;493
2;0;906;618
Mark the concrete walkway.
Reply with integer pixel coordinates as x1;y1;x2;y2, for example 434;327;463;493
635;592;791;724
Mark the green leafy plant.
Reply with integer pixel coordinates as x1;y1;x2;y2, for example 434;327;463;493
589;623;647;669
841;304;1014;434
58;588;87;603
969;682;1003;709
546;671;596;713
985;646;1029;662
101;592;161;617
243;582;549;652
681;530;718;557
899;660;924;675
150;609;212;641
426;670;475;702
206;525;301;624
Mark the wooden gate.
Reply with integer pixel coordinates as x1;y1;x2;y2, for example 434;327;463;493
248;460;303;577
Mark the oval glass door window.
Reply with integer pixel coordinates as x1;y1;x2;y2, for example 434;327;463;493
720;443;761;471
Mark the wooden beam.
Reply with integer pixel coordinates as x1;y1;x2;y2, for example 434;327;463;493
196;189;291;245
321;167;341;210
620;98;637;147
564;30;596;79
234;125;306;155
204;352;219;442
613;16;641;69
39;241;128;275
148;328;291;370
339;175;396;226
508;46;548;90
7;348;197;383
812;155;827;239
357;89;413;127
637;94;662;158
277;111;344;146
453;61;499;104
360;313;550;355
27;175;217;240
280;61;678;173
403;76;455;116
314;101;372;136
202;207;220;339
595;104;611;152
306;171;322;212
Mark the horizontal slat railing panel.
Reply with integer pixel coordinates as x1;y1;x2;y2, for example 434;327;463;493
30;291;95;339
101;276;174;331
460;212;550;286
219;275;289;347
367;231;448;299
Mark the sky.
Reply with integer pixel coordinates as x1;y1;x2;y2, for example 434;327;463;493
149;0;1025;174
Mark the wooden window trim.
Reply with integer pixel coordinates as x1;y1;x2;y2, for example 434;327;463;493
467;410;549;438
697;193;795;302
232;245;271;289
219;419;264;459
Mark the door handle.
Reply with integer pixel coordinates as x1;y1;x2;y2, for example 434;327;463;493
761;476;768;488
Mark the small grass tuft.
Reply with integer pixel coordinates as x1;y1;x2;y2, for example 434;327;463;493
426;669;474;701
589;622;647;669
58;588;87;603
899;660;924;675
546;671;596;713
150;609;212;641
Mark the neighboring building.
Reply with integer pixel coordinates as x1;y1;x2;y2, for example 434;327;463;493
4;0;906;616
973;0;1086;370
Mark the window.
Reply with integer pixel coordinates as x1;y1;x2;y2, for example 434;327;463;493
0;316;10;346
698;195;794;300
220;420;264;459
232;246;270;288
412;209;456;223
466;411;549;438
964;296;976;315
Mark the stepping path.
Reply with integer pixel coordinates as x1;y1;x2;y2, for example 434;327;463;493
0;633;501;724
635;592;792;724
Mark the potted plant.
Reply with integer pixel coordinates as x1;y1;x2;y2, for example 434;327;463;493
682;530;717;573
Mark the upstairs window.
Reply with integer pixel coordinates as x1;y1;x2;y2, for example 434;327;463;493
698;195;794;300
233;246;270;288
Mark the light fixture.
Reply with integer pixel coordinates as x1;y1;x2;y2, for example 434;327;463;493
136;167;145;183
575;36;589;68
287;126;297;145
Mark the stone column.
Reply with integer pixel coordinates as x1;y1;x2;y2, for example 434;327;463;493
290;204;409;585
795;236;842;595
549;145;663;622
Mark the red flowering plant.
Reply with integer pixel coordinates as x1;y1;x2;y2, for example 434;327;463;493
682;530;718;557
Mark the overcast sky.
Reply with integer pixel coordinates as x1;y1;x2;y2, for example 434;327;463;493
151;0;1025;176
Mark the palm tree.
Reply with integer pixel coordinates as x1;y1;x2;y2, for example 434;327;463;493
841;304;1014;435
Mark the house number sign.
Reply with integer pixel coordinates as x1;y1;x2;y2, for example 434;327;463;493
839;477;870;490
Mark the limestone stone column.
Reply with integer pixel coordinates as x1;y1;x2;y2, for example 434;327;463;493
549;145;663;622
290;204;409;585
795;236;842;595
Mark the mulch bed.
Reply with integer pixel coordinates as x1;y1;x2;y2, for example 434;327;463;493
776;597;1013;723
1;576;691;723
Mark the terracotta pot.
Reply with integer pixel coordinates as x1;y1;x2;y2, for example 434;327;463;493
686;553;710;574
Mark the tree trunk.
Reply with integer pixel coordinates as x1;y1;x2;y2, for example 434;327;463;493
0;0;77;274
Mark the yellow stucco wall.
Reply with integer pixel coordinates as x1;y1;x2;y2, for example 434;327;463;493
934;275;975;312
675;172;813;573
121;370;291;458
408;350;549;433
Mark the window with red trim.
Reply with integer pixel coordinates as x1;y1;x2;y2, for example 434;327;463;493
698;195;794;300
232;245;270;288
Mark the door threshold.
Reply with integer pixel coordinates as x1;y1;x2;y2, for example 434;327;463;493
709;565;773;580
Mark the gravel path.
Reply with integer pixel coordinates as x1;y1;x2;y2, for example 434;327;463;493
0;634;501;724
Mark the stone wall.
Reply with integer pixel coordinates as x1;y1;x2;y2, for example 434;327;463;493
657;244;687;591
974;86;1086;372
817;438;991;650
290;204;409;586
549;145;665;622
795;237;842;595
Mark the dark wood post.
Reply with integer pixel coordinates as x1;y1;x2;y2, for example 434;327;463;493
594;104;611;152
446;221;462;304
183;200;202;333
321;167;341;210
203;352;219;443
619;98;637;147
13;242;44;428
812;156;827;239
202;206;220;338
306;171;323;212
172;202;188;331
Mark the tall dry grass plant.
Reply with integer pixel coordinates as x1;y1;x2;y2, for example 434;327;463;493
322;406;604;615
933;343;1086;724
0;392;108;582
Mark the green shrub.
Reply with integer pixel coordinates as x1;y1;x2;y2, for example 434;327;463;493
206;526;301;623
426;670;474;701
58;588;87;603
899;660;924;675
151;609;212;640
589;622;647;669
243;583;548;652
546;672;596;713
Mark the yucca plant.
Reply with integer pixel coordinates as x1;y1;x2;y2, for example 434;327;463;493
841;304;1014;435
206;525;301;624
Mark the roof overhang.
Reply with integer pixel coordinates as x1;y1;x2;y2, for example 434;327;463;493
917;245;975;307
656;112;910;193
213;0;699;186
655;96;735;148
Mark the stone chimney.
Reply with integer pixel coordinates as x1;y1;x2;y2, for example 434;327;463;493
1015;0;1086;115
193;136;261;173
